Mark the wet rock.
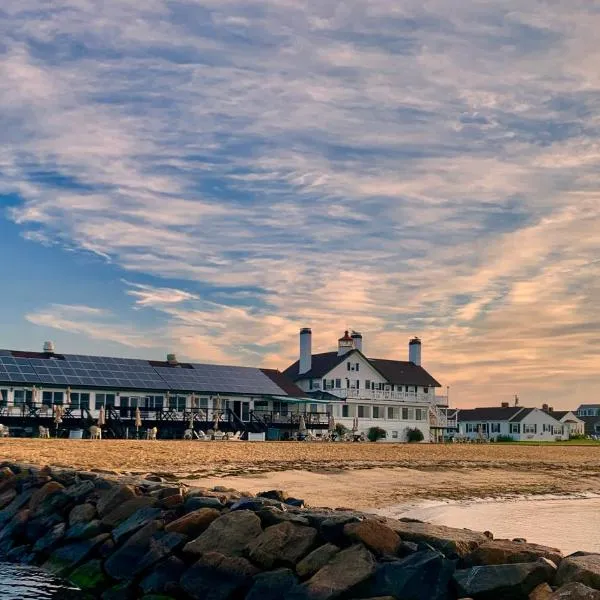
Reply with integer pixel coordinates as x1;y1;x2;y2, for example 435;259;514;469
111;506;162;544
33;522;66;553
69;503;97;526
301;544;377;600
6;544;37;564
101;582;135;599
317;514;363;546
257;507;310;528
296;544;341;579
64;480;97;503
44;533;111;577
453;558;557;600
97;485;137;517
25;512;63;542
0;489;16;510
132;531;187;577
69;559;111;594
0;509;30;554
0;489;34;526
184;510;262;558
386;519;489;559
353;550;455;600
101;496;157;528
184;496;224;512
246;568;298;600
165;508;221;537
343;520;401;556
140;555;187;595
29;481;65;514
549;582;600;599
556;554;600;590
180;551;259;600
468;539;563;567
66;519;104;540
230;497;285;512
246;521;318;569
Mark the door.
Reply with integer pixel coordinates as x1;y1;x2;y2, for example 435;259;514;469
233;400;241;419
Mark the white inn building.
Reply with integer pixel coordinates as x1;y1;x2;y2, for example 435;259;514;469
283;329;454;442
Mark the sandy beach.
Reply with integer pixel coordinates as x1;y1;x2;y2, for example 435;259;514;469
1;439;599;510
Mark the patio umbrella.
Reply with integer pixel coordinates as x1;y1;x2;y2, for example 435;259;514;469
328;414;335;432
135;407;142;438
188;411;194;430
298;414;307;435
65;387;71;405
32;385;39;405
352;417;359;432
212;395;222;431
97;405;106;427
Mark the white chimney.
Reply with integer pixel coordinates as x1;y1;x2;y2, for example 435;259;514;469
351;331;363;352
409;337;421;366
299;328;312;375
43;341;55;354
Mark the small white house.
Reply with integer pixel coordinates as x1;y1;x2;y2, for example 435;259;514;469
456;406;568;442
548;410;585;437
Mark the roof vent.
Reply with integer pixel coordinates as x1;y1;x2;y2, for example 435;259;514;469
167;353;178;365
43;341;55;354
501;402;509;408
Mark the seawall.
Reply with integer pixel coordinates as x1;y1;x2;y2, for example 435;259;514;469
0;462;599;599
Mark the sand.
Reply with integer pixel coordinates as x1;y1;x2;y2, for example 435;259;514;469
1;439;599;510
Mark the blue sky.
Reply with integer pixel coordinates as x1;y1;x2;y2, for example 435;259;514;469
1;0;600;408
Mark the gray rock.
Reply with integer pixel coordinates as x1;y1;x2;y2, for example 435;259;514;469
230;497;285;512
64;480;96;503
453;558;557;599
101;496;157;528
132;531;187;576
296;544;341;579
140;555;187;595
0;509;30;554
246;521;318;569
184;496;224;512
180;551;259;600
101;582;135;600
111;506;162;544
549;582;600;599
33;522;66;553
467;539;563;567
556;554;600;590
25;512;63;542
44;533;111;577
0;489;34;526
29;481;65;514
246;568;298;600
318;514;363;546
398;541;419;557
66;519;105;540
184;510;262;557
257;507;310;528
97;485;137;517
69;559;111;594
0;488;17;510
69;503;97;526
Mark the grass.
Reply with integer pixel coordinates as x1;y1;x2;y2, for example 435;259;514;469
507;439;600;446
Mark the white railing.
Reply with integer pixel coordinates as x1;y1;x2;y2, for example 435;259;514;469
331;389;437;403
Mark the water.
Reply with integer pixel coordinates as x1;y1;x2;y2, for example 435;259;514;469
378;496;600;555
0;563;82;599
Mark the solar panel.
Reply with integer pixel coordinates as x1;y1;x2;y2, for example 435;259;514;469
0;357;41;384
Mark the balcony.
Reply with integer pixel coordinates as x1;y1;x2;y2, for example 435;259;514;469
329;388;443;404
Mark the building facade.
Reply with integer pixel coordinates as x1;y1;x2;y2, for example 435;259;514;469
284;329;454;442
575;405;600;437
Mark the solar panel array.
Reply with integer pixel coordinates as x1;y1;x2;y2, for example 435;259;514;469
0;351;288;396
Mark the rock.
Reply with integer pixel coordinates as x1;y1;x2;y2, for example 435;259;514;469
64;480;96;503
352;550;455;600
156;486;184;499
453;558;557;600
33;522;66;553
44;533;111;577
0;489;16;510
286;498;305;508
101;582;135;599
257;507;310;528
66;519;104;540
25;512;63;542
132;531;187;577
140;555;187;595
246;568;298;600
69;559;111;593
398;541;419;557
246;521;318;569
111;506;163;544
318;514;363;546
0;489;34;526
468;540;563;567
343;520;401;556
29;481;65;514
69;503;97;526
0;509;30;554
180;551;259;600
549;582;600;599
6;544;37;564
101;496;157;528
556;554;600;590
230;497;285;512
158;494;184;510
530;583;553;600
257;490;289;502
184;510;262;557
386;519;489;559
104;520;163;580
296;544;341;579
165;508;221;537
97;485;137;517
184;496;224;512
301;544;377;600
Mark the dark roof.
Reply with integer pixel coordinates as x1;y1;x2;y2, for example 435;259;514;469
457;407;537;422
549;411;570;420
283;350;441;387
260;369;305;397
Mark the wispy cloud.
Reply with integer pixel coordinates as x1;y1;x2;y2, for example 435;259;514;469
2;0;600;406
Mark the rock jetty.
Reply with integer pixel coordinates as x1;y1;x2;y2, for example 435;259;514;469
0;462;599;600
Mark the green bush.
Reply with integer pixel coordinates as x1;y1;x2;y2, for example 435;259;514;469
367;426;387;442
406;427;424;443
495;435;514;442
335;423;349;437
569;433;586;440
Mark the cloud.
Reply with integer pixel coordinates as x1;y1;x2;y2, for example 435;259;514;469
2;0;600;407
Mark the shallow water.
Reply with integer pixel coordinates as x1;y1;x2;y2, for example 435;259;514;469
0;563;82;599
378;496;600;555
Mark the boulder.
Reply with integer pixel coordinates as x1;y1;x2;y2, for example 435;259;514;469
386;519;489;559
66;519;105;541
69;503;97;526
158;493;184;510
453;558;557;600
343;520;401;556
398;541;419;557
101;582;135;599
101;496;157;528
165;508;221;537
184;496;224;512
25;512;63;542
33;522;66;553
140;555;187;595
296;544;341;579
246;521;318;569
64;480;96;503
468;540;563;567
230;497;285;512
96;485;137;517
29;481;65;514
529;583;553;600
352;550;455;600
184;510;262;558
131;531;187;577
257;490;289;502
549;582;600;599
111;506;163;544
556;554;600;590
0;489;34;526
317;514;363;546
180;551;259;600
246;568;299;600
0;509;30;554
257;507;310;528
44;533;111;577
69;559;111;594
301;544;377;600
0;488;16;510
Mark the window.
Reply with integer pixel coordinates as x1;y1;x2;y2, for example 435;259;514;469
347;362;351;371
365;380;371;391
323;379;334;390
372;406;381;419
415;409;424;421
70;393;90;410
392;431;398;439
491;423;501;433
0;389;7;408
273;401;289;416
42;391;63;406
95;393;116;410
13;390;32;405
401;407;415;420
387;406;395;419
312;380;320;389
510;423;520;434
523;424;537;434
355;363;360;372
335;379;341;389
145;395;164;409
423;387;429;394
342;405;349;418
357;405;370;418
310;404;318;413
466;423;475;433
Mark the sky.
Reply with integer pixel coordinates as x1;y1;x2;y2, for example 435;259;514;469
1;1;599;409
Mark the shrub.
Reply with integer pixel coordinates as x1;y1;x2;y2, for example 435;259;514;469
367;426;387;442
335;423;349;437
406;427;424;443
495;435;514;442
569;433;586;440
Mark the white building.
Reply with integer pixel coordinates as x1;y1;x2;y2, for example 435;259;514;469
547;410;585;437
283;329;453;442
456;405;569;442
575;404;600;437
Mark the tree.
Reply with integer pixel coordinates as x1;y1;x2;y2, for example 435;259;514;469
367;426;387;442
406;427;424;443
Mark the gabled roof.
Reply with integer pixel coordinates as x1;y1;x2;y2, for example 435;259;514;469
457;407;537;422
260;369;305;397
283;350;441;387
